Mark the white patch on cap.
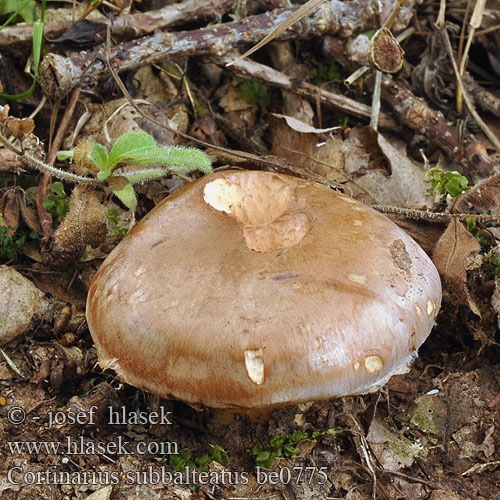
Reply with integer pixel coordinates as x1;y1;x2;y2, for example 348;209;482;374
353;219;363;226
134;266;145;277
245;349;265;385
203;179;243;214
354;361;361;370
348;274;367;285
426;299;435;316
415;305;422;316
364;355;384;373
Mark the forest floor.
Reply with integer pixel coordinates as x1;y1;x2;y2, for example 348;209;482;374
0;1;499;499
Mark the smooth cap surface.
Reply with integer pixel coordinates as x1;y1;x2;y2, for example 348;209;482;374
87;170;442;408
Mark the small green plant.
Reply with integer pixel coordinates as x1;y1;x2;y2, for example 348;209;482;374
169;446;229;473
168;446;229;489
107;209;128;236
252;428;340;468
42;182;70;223
466;216;485;246
0;224;26;260
310;62;341;84
0;213;39;261
0;0;45;101
55;131;213;211
487;253;500;278
426;168;469;199
0;0;36;24
240;79;270;108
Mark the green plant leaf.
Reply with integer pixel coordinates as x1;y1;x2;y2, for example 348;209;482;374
90;143;109;172
49;181;67;199
212;446;230;465
0;0;36;25
113;182;137;212
107;132;156;171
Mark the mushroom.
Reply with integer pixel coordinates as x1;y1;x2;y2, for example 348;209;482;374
86;170;441;409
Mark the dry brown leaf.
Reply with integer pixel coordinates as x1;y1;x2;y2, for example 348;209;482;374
342;126;431;208
0;187;41;235
269;114;347;183
433;218;482;315
7;117;35;140
451;173;500;212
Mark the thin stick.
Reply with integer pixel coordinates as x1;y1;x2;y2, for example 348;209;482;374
440;27;500;154
371;205;500;225
370;71;382;130
218;54;400;130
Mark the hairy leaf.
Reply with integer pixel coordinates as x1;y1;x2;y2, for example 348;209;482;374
107;132;156;171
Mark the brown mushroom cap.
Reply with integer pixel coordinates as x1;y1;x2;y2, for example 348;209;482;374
86;170;441;409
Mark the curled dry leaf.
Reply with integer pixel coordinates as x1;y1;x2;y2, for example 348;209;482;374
7;117;35;140
433;218;482;315
0;187;41;235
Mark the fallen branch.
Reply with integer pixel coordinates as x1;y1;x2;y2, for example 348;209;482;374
375;74;494;177
39;2;386;99
216;54;400;130
0;0;234;48
322;35;496;178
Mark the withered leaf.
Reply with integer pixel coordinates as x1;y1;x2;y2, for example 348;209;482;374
7;117;35;139
451;172;500;213
0;187;41;234
107;175;129;192
433;218;482;315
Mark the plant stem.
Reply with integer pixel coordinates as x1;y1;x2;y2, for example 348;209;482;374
0;133;100;184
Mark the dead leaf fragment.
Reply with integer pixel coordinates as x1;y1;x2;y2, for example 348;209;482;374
433;218;482;315
0;187;41;235
451;172;500;212
83;485;113;500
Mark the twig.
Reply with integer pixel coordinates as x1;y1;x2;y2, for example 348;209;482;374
39;2;387;99
373;74;494;177
37;88;82;241
0;0;234;48
440;26;500;154
216;54;400;130
370;71;382;130
371;205;500;225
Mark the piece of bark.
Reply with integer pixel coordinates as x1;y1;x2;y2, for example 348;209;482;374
0;0;234;48
39;2;387;99
463;72;500;118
